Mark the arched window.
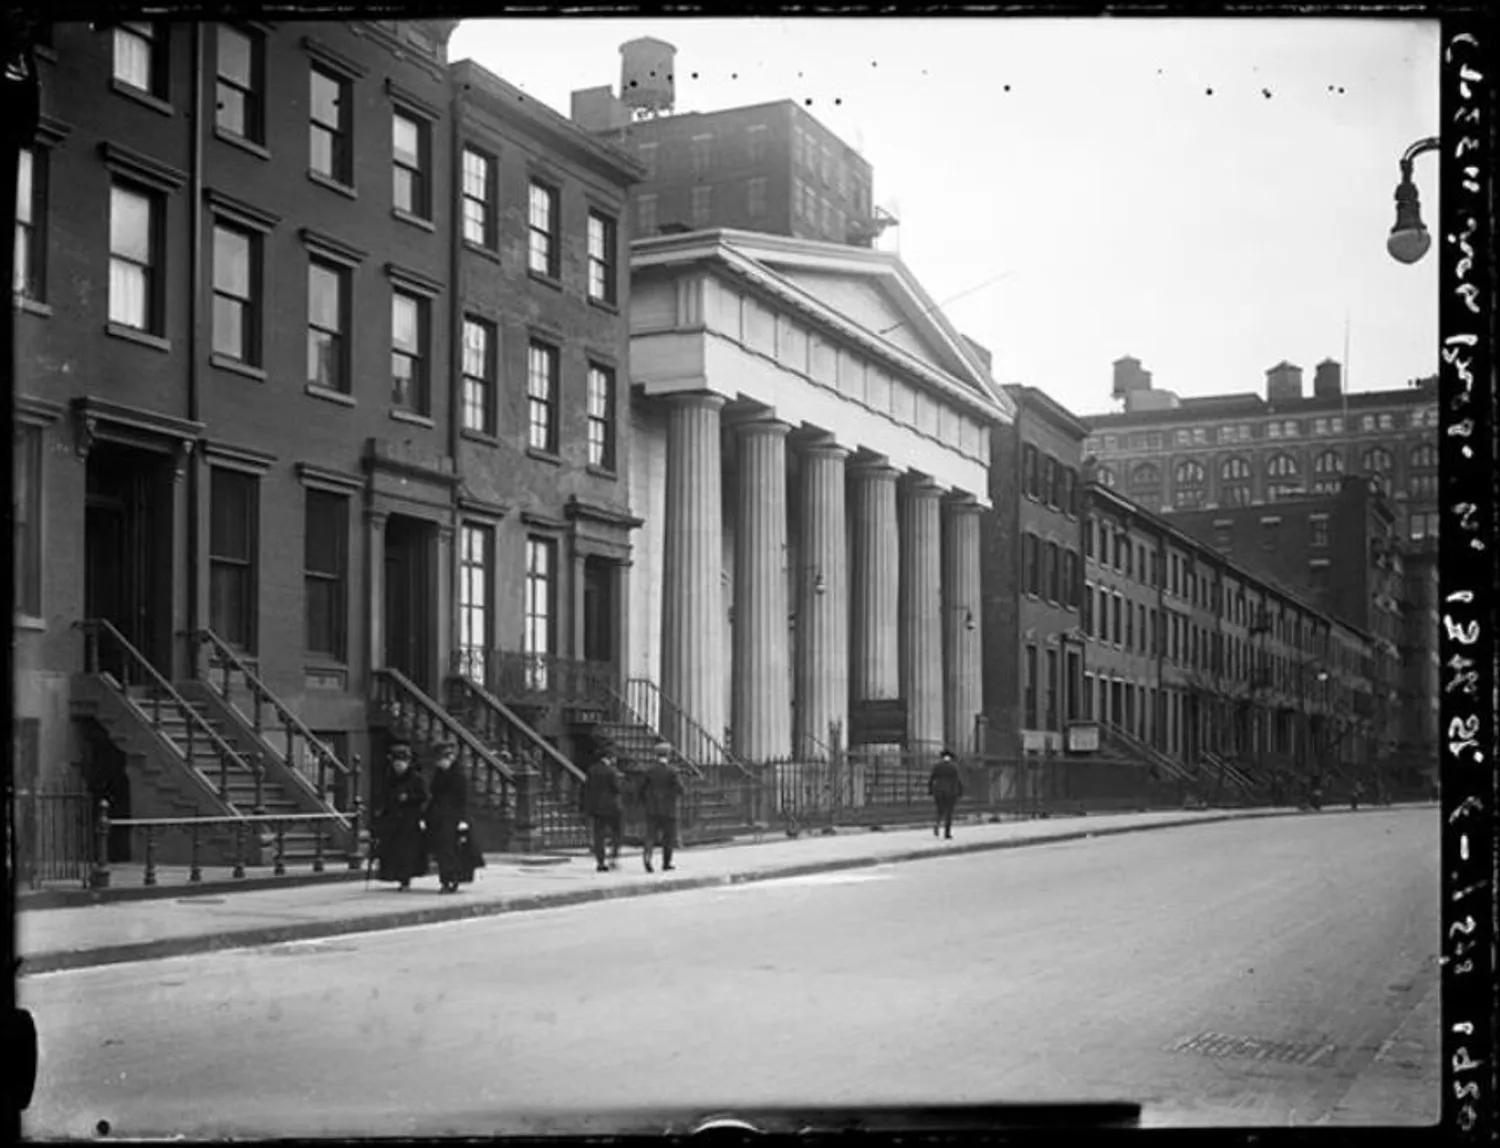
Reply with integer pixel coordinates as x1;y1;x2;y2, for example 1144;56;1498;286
1219;456;1252;506
1410;443;1437;469
1172;458;1206;509
1128;461;1163;504
1266;452;1302;503
1361;447;1393;474
1097;466;1116;488
1312;449;1344;495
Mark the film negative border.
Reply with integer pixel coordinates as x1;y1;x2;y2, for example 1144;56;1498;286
1436;18;1496;1145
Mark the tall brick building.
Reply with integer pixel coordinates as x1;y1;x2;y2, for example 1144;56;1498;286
13;20;642;856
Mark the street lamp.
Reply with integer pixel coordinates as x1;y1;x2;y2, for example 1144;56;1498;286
1387;136;1440;264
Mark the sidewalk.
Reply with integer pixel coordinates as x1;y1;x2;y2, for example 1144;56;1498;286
18;805;1422;975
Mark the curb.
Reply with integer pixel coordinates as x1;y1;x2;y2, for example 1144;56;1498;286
16;806;1361;976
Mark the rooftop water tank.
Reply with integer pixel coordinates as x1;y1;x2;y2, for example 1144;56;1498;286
620;37;676;118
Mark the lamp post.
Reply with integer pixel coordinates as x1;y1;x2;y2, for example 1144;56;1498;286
1387;136;1441;264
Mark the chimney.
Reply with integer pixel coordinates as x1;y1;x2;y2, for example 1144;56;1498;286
1112;356;1152;402
1314;359;1343;399
1266;360;1304;403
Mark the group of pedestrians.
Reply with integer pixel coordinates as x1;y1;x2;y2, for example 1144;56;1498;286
371;741;485;894
580;741;685;873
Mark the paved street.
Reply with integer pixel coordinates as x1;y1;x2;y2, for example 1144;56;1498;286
21;807;1436;1136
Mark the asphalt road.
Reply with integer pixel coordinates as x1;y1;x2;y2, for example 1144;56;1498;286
21;807;1438;1136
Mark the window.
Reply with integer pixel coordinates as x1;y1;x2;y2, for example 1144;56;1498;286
1138;604;1147;653
1060;467;1077;516
587;363;616;471
745;124;768;163
1045;650;1059;731
1219;457;1252;506
1378;413;1394;431
14;147;43;301
461;317;495;435
1023;444;1039;499
1309;564;1330;593
587;211;618;305
209;469;258;650
114;22;165;98
1112;592;1123;645
1097;466;1116;488
392;110;428;218
13;424;41;617
1022;532;1040;596
1172;459;1206;509
1312;449;1344;495
1123;539;1133;580
636;141;657;177
1082;582;1094;635
1266;453;1302;501
1408;473;1438;499
109;183;158;332
1066;651;1082;722
458;524;493;683
1024;646;1038;730
638;193;658;237
1126;600;1134;650
304;490;347;659
309;67;351;185
524;537;557;690
461;148;496;248
1128;461;1163;505
1098;588;1109;641
216;26;262;142
528;341;559;454
1084;517;1094;560
1114;532;1126;573
691;185;712;227
307;260;347;392
528;181;559;277
747;176;767;218
1410;443;1437;470
1042;457;1057;507
1045;541;1060;602
690;133;712;173
1362;447;1393;474
212;223;258;364
1061;550;1077;608
390;291;427;412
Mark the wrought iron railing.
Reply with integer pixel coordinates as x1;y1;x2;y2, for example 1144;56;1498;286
83;800;362;888
373;666;518;829
622;677;757;785
197;628;352;823
19;791;93;890
455;647;619;710
78;619;258;806
1099;719;1197;786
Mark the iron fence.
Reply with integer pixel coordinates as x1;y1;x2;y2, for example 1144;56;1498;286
21;791;94;890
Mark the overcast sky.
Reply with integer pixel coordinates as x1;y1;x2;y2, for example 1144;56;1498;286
450;16;1440;418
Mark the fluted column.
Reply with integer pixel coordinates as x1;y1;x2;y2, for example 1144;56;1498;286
732;417;793;762
850;461;901;713
943;498;984;754
661;393;726;747
900;475;945;750
795;438;850;758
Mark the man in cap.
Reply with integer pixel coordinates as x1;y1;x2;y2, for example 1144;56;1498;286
928;748;964;840
580;746;625;872
640;741;684;873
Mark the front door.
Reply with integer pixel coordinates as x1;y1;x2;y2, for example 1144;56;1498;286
84;443;171;681
384;514;435;694
581;558;614;669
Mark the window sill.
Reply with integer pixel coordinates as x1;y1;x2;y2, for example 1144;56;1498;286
106;322;171;353
305;382;355;407
526;448;563;467
461;428;500;447
308;170;357;200
210;353;268;381
390;407;436;428
463;240;501;265
392;207;436;232
587;295;621;315
14;613;46;632
587;464;619;480
214;126;270;161
527;269;563;293
14;296;52;318
110;78;174;116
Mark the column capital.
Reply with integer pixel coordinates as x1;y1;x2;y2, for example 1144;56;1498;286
849;457;901;481
664;391;727;414
795;433;851;461
943;493;985;517
901;472;946;498
728;414;794;439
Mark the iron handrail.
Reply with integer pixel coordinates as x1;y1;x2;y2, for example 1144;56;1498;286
110;811;350;827
600;680;706;782
197;628;352;823
626;677;758;784
77;619;258;804
447;673;586;784
374;667;517;783
1100;721;1196;784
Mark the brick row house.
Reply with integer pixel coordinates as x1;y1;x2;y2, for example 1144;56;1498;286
13;20;643;863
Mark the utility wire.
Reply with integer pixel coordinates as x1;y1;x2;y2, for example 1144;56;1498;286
877;269;1018;337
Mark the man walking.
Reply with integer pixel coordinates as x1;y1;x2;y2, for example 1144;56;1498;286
581;747;624;872
928;748;963;840
641;742;684;873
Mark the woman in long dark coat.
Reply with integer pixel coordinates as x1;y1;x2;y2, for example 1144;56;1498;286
424;742;479;893
375;744;428;890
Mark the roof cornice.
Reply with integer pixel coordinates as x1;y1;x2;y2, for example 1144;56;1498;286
632;231;1013;425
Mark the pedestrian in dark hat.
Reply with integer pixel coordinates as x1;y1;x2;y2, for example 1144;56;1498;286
424;742;480;893
640;742;684;873
374;742;428;889
928;748;963;840
581;747;625;872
